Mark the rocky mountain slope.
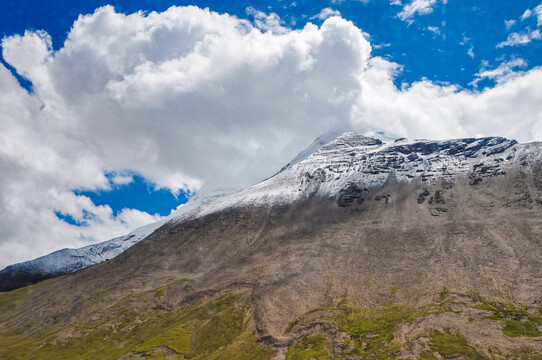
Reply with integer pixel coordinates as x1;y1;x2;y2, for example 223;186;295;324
1;132;542;359
0;185;239;292
0;220;165;292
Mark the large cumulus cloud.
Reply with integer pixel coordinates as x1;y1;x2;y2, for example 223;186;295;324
0;5;541;267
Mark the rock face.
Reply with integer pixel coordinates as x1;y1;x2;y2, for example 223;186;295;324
169;132;525;222
2;132;542;359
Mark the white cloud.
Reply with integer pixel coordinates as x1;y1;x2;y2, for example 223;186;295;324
497;29;542;47
470;58;528;87
353;56;542;141
0;6;371;267
110;172;135;186
499;3;542;47
505;19;516;29
245;7;286;33
1;5;542;268
310;8;341;20
535;3;542;26
458;35;474;58
521;9;533;21
331;0;370;3
398;0;438;22
425;26;440;35
519;3;542;25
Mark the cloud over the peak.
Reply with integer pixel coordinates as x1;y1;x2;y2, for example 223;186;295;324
1;5;542;268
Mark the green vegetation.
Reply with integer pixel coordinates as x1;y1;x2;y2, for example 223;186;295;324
502;320;541;337
285;317;300;334
4;286;542;359
508;346;542;360
418;329;487;359
118;284;171;304
136;325;192;353
333;303;407;359
0;279;53;315
285;301;414;359
468;291;542;338
286;335;329;360
0;293;273;360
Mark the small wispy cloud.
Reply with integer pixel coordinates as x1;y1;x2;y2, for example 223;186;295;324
459;35;474;58
246;7;287;33
497;29;542;47
310;8;341;20
372;42;391;49
499;3;542;47
331;0;370;3
425;26;440;35
397;0;438;22
521;9;533;21
470;58;528;87
505;19;516;29
520;3;542;25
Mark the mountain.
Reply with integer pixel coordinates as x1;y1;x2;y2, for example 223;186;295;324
0;186;240;292
0;129;394;292
1;132;542;359
0;220;165;292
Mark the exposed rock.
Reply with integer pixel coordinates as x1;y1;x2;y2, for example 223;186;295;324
417;189;430;204
337;184;366;207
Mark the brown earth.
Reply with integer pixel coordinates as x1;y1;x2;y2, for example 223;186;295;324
2;168;542;358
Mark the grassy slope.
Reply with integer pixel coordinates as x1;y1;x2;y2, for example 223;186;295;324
0;291;273;360
1;285;542;359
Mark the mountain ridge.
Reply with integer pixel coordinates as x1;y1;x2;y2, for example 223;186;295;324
2;131;542;358
0;131;538;292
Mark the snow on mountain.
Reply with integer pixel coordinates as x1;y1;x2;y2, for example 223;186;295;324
0;186;238;291
170;132;533;223
2;130;539;291
0;221;161;291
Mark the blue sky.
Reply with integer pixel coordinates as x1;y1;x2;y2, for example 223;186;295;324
2;0;541;89
1;0;542;266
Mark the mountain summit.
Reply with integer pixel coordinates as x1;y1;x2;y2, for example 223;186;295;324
2;132;542;358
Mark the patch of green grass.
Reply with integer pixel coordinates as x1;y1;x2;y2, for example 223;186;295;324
154;287;167;298
136;324;192;353
186;294;249;357
467;291;516;313
502;320;541;337
467;291;542;338
438;287;449;301
206;331;275;360
286;335;329;360
509;346;542;359
117;284;170;303
306;301;413;359
0;279;53;315
426;329;487;359
285;317;300;334
337;304;412;358
0;293;274;360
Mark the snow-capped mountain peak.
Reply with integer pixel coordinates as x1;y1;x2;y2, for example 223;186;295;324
169;132;526;223
2;130;537;292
